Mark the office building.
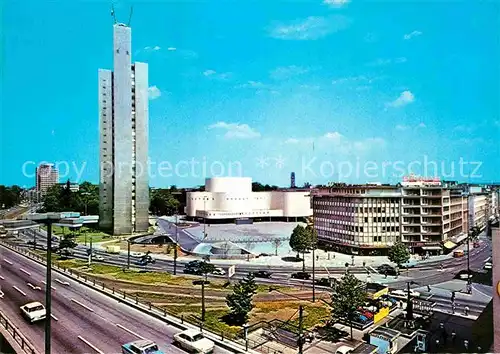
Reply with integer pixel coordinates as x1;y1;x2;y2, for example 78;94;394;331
185;177;312;222
468;192;489;231
58;182;80;192
313;176;469;255
98;22;149;235
36;164;59;196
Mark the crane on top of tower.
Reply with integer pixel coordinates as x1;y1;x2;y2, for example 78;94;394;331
111;4;133;27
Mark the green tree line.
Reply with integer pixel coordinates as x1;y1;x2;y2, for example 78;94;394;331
0;185;23;209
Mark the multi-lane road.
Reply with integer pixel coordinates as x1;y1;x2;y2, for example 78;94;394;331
0;244;234;354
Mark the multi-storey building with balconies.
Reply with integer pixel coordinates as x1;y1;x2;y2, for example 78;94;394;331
313;177;469;255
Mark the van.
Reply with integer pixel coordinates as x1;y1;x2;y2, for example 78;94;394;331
453;250;464;258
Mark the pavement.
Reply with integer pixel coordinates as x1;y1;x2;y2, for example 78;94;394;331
0;244;234;354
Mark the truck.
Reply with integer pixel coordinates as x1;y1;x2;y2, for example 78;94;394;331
106;245;121;254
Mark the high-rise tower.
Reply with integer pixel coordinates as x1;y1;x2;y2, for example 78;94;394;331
98;23;149;235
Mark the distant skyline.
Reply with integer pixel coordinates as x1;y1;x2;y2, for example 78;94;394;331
1;0;499;188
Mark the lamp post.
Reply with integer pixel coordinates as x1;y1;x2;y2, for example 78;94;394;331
466;230;472;294
27;212;76;354
203;197;207;239
173;214;178;275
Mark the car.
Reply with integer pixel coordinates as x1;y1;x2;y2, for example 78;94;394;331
93;255;104;261
291;272;311;280
315;278;334;287
121;339;164;354
400;260;418;269
252;270;273;278
184;260;203;275
377;264;397;275
484;262;493;270
173;329;214;354
473;242;480;248
20;301;46;323
130;252;146;258
212;267;225;276
389;289;420;299
335;345;354;354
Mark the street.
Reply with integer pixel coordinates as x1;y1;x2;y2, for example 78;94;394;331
0;244;233;354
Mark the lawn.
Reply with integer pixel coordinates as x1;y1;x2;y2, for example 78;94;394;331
42;225;112;244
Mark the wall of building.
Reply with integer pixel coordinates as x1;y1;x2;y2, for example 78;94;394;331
186;178;312;219
492;223;500;353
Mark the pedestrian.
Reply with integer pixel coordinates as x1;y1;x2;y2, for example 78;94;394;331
464;305;470;316
385;270;388;279
451;330;456;343
363;261;366;267
477;346;482;353
427;285;431;292
316;254;319;261
464;339;469;351
439;322;444;330
333;253;335;259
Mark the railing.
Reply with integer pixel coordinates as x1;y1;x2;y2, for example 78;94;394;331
0;242;281;354
0;311;38;354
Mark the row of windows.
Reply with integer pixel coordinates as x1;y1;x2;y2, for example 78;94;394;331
190;197;273;201
202;211;271;217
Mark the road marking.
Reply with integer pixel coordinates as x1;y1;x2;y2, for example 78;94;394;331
3;259;13;265
71;298;94;312
27;283;41;291
78;336;104;354
0;275;4;280
55;279;70;286
51;314;59;321
41;281;56;290
13;286;26;296
116;323;145;339
20;268;31;276
0;291;4;299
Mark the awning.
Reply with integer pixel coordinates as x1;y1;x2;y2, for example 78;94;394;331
422;246;442;251
443;241;457;249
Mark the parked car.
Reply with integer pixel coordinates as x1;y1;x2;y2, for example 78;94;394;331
93;255;104;261
252;270;273;278
400;260;418;269
336;345;354;354
130;252;146;258
20;302;46;323
377;264;397;275
291;272;311;280
173;329;214;354
121;339;164;354
389;289;420;299
315;278;334;287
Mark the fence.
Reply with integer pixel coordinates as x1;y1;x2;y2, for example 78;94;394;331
1;242;282;354
0;311;38;354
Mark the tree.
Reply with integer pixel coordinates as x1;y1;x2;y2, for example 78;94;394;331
198;260;216;281
289;225;309;271
388;242;410;272
0;185;23;209
150;189;180;216
226;273;258;325
330;272;366;339
272;238;282;256
469;226;481;241
304;225;318;250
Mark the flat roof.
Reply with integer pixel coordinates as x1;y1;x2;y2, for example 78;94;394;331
352;343;378;354
370;327;401;341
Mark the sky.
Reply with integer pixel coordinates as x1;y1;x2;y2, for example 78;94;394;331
1;0;499;188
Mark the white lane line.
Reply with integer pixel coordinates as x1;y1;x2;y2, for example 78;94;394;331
77;336;104;354
27;283;41;291
55;279;70;286
116;323;145;340
71;298;95;312
3;259;13;265
0;291;4;299
19;268;31;276
12;286;27;296
51;314;59;321
0;275;4;280
41;281;56;290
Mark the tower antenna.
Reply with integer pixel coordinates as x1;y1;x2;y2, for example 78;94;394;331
111;4;117;24
127;6;134;27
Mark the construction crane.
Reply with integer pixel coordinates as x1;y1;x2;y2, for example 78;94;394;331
111;4;133;27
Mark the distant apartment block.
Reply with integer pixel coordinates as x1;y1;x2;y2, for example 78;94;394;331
313;176;469;255
98;23;149;235
58;182;79;192
467;187;490;231
36;164;59;196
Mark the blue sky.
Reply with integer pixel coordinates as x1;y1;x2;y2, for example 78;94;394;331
1;0;499;188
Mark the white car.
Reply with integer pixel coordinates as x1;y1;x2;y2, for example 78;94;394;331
335;345;354;354
174;329;215;354
121;339;163;354
93;255;105;261
20;301;46;323
130;252;145;258
484;262;493;270
212;267;225;276
390;289;420;299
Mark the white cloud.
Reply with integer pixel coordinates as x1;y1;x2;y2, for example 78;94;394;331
417;122;426;128
236;81;269;89
367;57;407;66
353;137;386;152
167;47;177;51
144;45;161;52
203;70;232;80
153;46;161;51
324;131;343;142
395;124;410;131
285;138;302;144
148;86;161;100
323;0;350;7
404;30;422;40
268;15;351;40
387;90;415;108
270;65;310;80
208;121;261;139
332;75;367;84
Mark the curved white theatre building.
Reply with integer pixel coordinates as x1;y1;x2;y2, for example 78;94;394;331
186;177;313;222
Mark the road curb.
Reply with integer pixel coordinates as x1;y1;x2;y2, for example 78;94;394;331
0;242;258;354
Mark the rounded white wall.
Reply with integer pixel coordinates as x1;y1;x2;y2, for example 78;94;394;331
205;177;252;193
213;192;252;213
186;192;213;216
282;192;313;217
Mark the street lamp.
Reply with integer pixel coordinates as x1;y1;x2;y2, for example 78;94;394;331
27;212;76;354
173;214;179;275
466;230;472;294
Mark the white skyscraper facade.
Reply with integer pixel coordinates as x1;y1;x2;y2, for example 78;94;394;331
98;23;149;235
